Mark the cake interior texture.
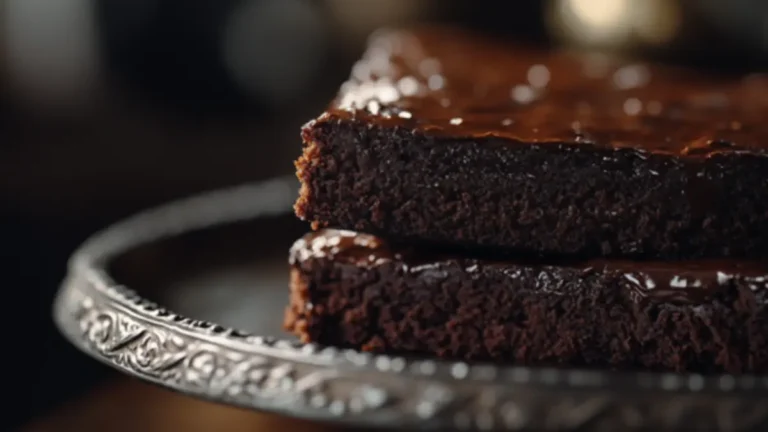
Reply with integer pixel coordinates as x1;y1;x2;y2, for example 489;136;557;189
286;230;768;374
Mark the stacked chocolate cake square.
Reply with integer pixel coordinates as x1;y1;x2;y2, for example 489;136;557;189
284;27;768;374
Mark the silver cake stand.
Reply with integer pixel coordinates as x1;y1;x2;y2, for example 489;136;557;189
53;176;768;431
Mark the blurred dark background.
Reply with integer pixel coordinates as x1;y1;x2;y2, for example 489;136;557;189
2;0;767;429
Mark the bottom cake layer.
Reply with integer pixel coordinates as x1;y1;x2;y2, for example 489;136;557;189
284;229;768;374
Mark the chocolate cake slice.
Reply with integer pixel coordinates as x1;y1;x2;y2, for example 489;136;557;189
285;229;768;374
296;27;768;259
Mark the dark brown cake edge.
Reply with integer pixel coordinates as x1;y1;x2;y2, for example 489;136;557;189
294;121;320;231
286;248;768;374
295;115;768;259
284;268;312;343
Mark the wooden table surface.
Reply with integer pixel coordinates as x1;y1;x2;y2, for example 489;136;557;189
22;378;356;432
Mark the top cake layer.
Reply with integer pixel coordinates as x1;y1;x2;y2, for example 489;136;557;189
328;27;768;156
297;27;768;259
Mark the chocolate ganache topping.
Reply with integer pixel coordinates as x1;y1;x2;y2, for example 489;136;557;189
324;27;768;156
291;230;768;305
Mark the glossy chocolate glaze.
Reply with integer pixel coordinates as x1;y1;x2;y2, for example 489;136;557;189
323;27;768;156
290;230;768;305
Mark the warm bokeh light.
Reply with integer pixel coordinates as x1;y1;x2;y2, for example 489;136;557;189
634;0;681;46
569;0;631;29
553;0;633;45
549;0;681;48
